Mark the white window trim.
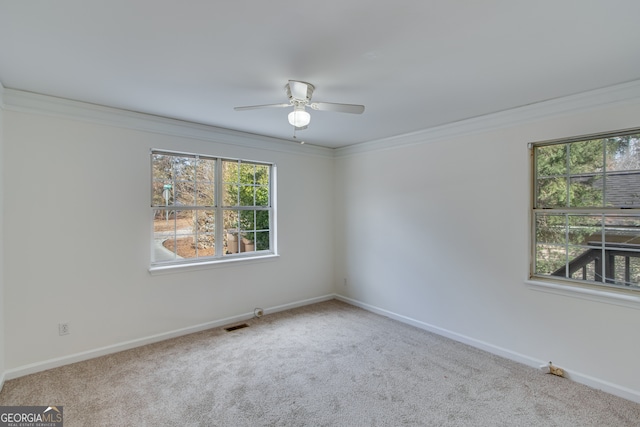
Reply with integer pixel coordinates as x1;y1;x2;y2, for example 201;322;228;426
149;253;280;275
149;149;277;271
525;278;640;310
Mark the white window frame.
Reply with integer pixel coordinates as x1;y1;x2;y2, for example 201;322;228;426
149;149;277;273
528;128;640;304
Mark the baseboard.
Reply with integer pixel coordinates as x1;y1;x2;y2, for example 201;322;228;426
335;294;640;404
0;371;5;393
263;294;335;316
3;294;335;382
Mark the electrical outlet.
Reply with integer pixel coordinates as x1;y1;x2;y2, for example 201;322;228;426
58;322;70;336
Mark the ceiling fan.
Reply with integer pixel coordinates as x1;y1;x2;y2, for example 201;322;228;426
234;80;365;131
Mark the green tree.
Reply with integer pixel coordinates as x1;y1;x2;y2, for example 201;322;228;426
223;161;270;251
535;135;636;209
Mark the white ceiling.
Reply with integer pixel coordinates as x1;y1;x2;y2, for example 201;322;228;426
1;1;640;149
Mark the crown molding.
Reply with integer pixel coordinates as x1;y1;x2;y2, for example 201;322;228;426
2;88;333;158
336;79;640;157
5;80;640;159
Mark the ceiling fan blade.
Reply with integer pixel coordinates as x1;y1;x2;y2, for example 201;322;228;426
234;103;290;111
288;80;313;100
309;102;365;114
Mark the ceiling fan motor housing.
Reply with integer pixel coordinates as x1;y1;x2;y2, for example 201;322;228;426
286;81;314;103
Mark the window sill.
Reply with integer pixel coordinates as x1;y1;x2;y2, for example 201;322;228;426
149;253;279;275
525;278;640;310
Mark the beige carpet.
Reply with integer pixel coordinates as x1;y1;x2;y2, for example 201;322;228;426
1;300;639;426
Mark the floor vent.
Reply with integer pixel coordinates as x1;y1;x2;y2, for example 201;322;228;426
224;323;249;332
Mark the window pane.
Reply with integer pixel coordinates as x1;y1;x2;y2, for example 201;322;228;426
172;156;196;181
152;153;173;181
174;184;195;206
223;210;239;256
224;230;239;255
256;186;269;206
626;258;640;287
569;257;598;282
565;245;602;281
152;210;197;260
222;160;240;207
536;144;566;177
223;182;238;206
607;255;640;287
535;244;566;276
536;177;567;208
158;236;178;261
569;139;603;174
173;210;196;259
153;209;177;262
195;185;215;207
223;160;238;180
630;258;640;287
568;175;603;207
152;181;173;207
195;157;215;181
241;232;255;253
241;185;256;206
603;215;640;246
195;210;216;256
603;253;640;287
534;214;640;287
223;210;238;231
604;172;640;208
222;161;269;207
568;215;602;246
240;209;255;231
158;209;216;260
256;210;269;230
240;163;255;184
255;231;270;251
535;213;565;246
605;134;640;172
228;209;271;253
255;164;269;184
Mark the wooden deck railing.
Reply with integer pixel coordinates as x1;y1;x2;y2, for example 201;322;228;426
551;241;640;286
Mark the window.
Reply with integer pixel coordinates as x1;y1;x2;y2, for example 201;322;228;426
531;129;640;291
151;150;275;266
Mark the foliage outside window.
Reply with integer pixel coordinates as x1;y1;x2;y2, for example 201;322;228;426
532;129;640;291
151;150;274;266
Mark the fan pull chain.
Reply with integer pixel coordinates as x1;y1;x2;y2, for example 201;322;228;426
292;128;305;144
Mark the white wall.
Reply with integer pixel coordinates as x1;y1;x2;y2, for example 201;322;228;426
334;84;640;401
0;83;5;389
2;92;334;372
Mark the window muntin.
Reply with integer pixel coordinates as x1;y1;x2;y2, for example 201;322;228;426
151;150;274;265
532;130;640;290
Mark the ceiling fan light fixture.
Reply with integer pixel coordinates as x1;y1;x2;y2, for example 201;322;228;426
288;107;310;127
